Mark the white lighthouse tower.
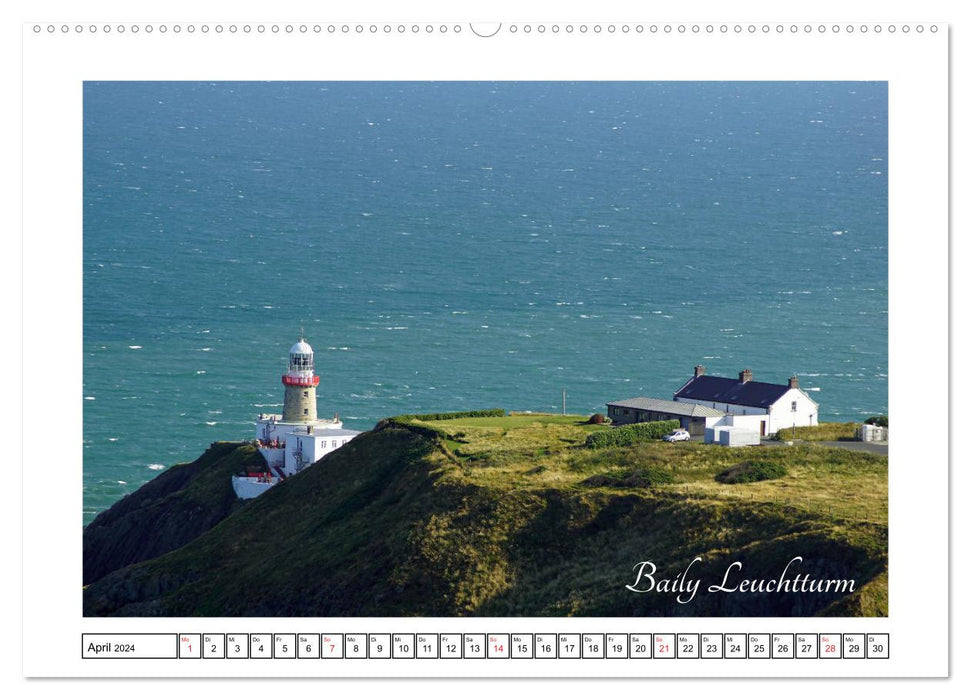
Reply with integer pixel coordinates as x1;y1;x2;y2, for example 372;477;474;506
232;337;361;500
282;339;319;422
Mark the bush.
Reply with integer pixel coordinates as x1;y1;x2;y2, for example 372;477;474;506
715;461;788;484
587;413;607;424
864;415;889;428
585;420;681;449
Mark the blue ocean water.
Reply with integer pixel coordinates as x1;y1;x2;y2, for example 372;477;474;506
83;82;888;524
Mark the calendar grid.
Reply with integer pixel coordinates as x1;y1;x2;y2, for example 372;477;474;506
81;632;890;661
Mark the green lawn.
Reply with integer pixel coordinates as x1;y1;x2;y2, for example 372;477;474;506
417;414;887;526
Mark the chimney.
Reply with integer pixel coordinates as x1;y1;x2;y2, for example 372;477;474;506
694;365;706;377
788;375;799;389
738;369;753;383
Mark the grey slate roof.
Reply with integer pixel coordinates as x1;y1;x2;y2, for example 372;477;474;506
674;375;804;408
606;397;726;418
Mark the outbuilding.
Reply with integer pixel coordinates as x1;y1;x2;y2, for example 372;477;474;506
606;397;727;437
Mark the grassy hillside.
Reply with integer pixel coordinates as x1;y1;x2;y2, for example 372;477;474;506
83;414;887;617
83;442;266;585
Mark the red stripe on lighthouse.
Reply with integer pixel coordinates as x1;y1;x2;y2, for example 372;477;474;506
282;375;320;387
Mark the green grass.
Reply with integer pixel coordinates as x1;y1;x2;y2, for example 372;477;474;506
430;413;606;430
84;414;888;618
715;460;788;484
83;441;265;586
581;465;676;488
773;421;860;441
413;417;887;527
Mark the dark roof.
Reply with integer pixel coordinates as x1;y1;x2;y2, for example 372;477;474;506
674;376;795;408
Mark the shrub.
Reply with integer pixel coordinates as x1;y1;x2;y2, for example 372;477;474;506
585;420;681;449
715;461;788;484
864;415;889;428
587;413;607;424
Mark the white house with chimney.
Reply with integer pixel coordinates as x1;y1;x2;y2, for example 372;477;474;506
607;366;819;446
673;366;818;437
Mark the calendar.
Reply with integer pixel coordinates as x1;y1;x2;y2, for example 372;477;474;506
80;631;891;661
19;4;950;683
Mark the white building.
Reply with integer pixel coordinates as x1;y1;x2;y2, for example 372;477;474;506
673;366;819;438
232;338;361;499
606;366;819;447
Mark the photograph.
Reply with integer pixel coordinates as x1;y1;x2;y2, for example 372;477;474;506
80;81;888;618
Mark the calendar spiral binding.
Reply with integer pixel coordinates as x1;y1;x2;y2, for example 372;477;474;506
31;22;939;36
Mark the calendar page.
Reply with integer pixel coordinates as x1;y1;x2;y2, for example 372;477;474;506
19;0;949;681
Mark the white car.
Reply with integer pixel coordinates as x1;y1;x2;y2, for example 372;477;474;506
663;429;691;442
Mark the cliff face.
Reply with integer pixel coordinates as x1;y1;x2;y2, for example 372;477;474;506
83;442;266;586
82;421;888;617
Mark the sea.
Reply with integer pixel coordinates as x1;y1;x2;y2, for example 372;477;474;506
83;81;888;524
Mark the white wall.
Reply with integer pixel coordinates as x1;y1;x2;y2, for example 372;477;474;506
676;387;818;435
256;416;344;444
257;446;285;469
718;427;762;447
765;388;819;434
704;414;767;443
674;397;769;416
283;430;358;476
722;414;766;432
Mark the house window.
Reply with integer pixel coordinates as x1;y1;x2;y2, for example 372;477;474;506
303;408;309;415
303;390;309;398
791;401;798;412
332;440;337;448
623;409;629;416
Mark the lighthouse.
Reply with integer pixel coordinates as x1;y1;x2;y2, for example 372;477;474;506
282;339;319;422
234;336;361;500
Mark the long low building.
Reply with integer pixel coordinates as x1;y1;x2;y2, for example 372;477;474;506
606;397;727;436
